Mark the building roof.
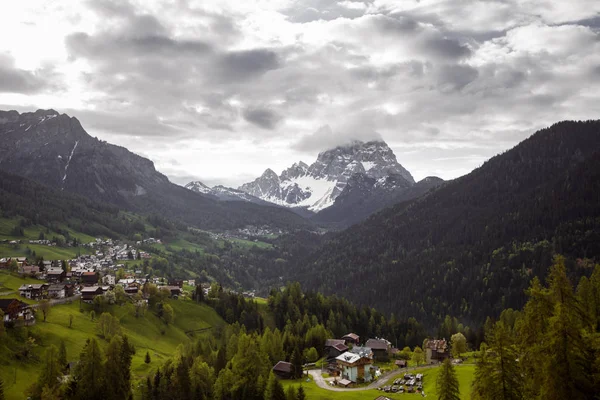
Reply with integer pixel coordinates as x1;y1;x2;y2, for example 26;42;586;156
395;360;407;366
333;343;349;352
336;352;361;364
19;284;48;290
82;271;97;276
48;284;67;291
272;361;293;373
426;339;448;352
0;298;27;311
342;333;359;341
338;378;352;387
365;339;390;350
47;270;64;275
350;346;373;358
325;339;346;348
81;286;102;293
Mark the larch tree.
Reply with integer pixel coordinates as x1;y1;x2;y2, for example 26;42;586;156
436;358;460;400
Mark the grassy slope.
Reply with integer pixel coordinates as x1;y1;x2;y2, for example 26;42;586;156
282;365;475;400
0;285;225;399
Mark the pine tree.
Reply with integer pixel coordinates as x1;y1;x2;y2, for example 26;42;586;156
74;338;105;400
290;347;303;379
120;335;135;397
264;371;286;400
145;351;151;364
30;345;62;399
436;358;460;400
58;340;67;370
104;336;126;400
296;385;306;400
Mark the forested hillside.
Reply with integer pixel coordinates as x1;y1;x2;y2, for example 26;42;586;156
292;120;600;326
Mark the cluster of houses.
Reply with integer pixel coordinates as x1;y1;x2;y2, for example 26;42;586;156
271;334;450;388
208;225;286;241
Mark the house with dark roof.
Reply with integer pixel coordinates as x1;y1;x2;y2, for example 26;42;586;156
46;269;66;283
48;284;68;299
425;338;449;364
325;339;348;362
365;339;391;361
81;272;98;285
0;298;34;323
81;286;103;302
272;361;294;379
18;283;49;300
342;333;360;345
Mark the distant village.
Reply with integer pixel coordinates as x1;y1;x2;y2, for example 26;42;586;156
207;225;285;241
0;237;202;326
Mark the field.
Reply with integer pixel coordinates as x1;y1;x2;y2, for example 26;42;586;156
281;364;475;400
0;273;225;399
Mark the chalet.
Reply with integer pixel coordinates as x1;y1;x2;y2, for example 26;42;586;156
81;286;103;302
425;339;449;364
168;279;184;288
335;350;375;383
19;283;49;300
272;361;294;379
19;265;40;276
325;339;348;362
365;339;391;361
46;269;66;283
342;333;360;346
0;298;34;323
124;283;141;294
162;286;182;298
81;272;99;286
15;257;29;266
48;284;68;299
395;360;407;368
0;257;11;268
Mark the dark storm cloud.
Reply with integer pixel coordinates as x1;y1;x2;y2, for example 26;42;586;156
216;49;281;82
243;107;282;130
424;37;472;59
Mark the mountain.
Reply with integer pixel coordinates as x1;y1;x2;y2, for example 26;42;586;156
312;175;444;228
239;140;415;212
185;181;275;206
0;109;310;230
289;120;600;326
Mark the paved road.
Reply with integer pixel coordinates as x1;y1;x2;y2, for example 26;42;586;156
307;364;440;392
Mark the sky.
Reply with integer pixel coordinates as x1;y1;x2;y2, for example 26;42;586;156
1;0;599;187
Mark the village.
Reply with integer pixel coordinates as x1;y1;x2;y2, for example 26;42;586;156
0;237;200;326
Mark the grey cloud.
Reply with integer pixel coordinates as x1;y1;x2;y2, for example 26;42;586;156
243;107;282;130
423;37;472;59
0;54;53;94
293;125;383;152
283;0;372;22
436;64;479;92
85;0;135;18
216;49;281;82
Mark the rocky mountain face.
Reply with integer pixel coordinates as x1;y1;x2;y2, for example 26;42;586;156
0;109;310;230
239;140;416;212
185;181;274;206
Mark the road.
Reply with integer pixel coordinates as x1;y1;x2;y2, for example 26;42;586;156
307;364;440;392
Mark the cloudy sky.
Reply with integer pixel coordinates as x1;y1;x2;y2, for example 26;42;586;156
1;0;599;187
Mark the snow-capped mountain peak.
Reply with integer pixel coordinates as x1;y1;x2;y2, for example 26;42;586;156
185;181;212;194
238;139;415;212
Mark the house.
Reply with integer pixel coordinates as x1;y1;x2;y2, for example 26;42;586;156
425;339;449;364
0;257;12;268
102;275;116;286
19;283;49;300
272;361;294;379
125;283;141;294
81;272;99;285
46;269;66;283
168;279;184;288
335;350;375;384
19;265;40;276
48;284;68;299
342;333;360;346
325;339;348;362
15;257;29;266
395;360;407;368
81;286;103;302
161;286;182;298
365;339;391;361
0;298;34;323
